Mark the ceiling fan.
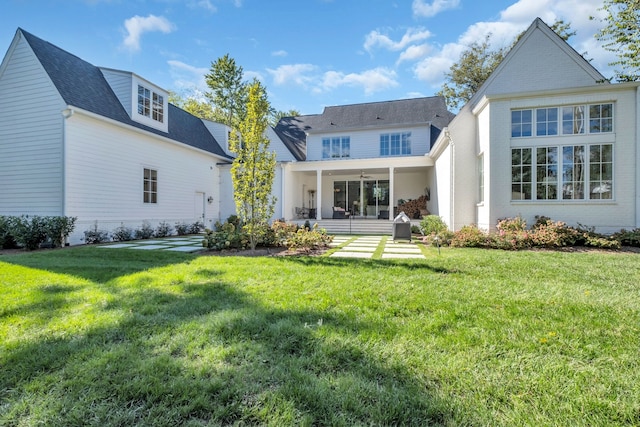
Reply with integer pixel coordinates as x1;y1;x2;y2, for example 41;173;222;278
359;170;371;179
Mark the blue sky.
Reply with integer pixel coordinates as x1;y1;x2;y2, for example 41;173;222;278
1;0;615;115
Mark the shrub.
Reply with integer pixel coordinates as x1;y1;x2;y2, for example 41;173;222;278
490;229;533;250
612;228;640;247
496;216;527;232
285;223;332;252
0;216;17;249
154;221;173;238
175;222;190;236
47;216;77;247
134;221;155;240
450;225;488;248
84;221;110;244
271;221;299;247
202;221;249;250
189;221;204;234
8;215;46;250
420;215;448;235
422;230;454;247
530;219;580;247
112;223;134;242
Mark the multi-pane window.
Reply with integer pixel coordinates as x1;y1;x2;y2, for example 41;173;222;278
512;104;613;138
536;108;558;136
589;103;613;133
138;84;164;123
511;110;532;137
589;144;613;199
561;145;585;199
511;144;612;201
511;148;532;200
143;168;157;204
477;154;484;203
536;147;558;200
380;132;411;156
322;136;350;159
562;106;585;135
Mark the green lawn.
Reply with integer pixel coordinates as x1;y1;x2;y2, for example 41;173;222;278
1;246;639;426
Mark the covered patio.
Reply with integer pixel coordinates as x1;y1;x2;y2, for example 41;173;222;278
281;156;434;222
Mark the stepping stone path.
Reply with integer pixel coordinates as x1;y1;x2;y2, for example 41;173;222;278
330;236;426;259
99;236;204;252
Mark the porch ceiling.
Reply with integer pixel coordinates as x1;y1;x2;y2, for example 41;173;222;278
288;156;433;175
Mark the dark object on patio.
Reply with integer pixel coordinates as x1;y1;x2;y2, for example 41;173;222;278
378;210;389;220
332;206;350;219
392;211;412;241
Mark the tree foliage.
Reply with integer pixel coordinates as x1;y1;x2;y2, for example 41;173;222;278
593;0;640;81
229;80;277;251
205;54;248;127
269;108;301;127
438;20;576;110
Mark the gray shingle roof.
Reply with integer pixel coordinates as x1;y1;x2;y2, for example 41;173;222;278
19;28;229;159
273;97;455;161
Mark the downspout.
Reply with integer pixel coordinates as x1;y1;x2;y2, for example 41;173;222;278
61;108;74;215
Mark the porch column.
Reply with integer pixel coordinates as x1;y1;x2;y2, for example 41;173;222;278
389;166;395;221
316;169;322;220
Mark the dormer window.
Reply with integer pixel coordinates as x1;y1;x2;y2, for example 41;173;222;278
138;85;164;123
131;77;168;132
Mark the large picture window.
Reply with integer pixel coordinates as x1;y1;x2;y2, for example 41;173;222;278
512;103;613;138
511;144;612;201
380;132;411;156
322;136;350;159
143;168;157;204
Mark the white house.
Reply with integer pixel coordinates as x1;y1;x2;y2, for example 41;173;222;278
430;18;640;233
1;19;639;245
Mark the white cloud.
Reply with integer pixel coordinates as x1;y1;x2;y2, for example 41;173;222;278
122;15;175;52
191;0;217;12
167;60;208;91
319;67;398;95
412;0;460;18
397;43;432;64
271;50;288;57
267;64;318;87
412;0;617;87
364;27;432;53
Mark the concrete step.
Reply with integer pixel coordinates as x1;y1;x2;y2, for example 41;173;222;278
295;219;421;235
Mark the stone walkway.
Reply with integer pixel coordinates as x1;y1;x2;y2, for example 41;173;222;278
329;235;426;259
98;235;427;259
99;236;204;252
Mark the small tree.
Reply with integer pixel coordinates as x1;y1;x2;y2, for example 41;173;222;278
205;54;248;127
230;80;276;251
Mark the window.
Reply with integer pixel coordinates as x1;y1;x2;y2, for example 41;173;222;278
536;108;558;136
322;137;350;159
512;110;532;137
477;154;484;203
562;106;585;135
143;168;157;204
589;103;613;133
536;147;558;200
380;132;411;156
511;144;612;201
511;148;532;200
138;84;164;124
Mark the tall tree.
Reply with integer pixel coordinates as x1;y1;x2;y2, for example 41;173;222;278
438;20;575;110
169;91;225;122
205;54;248;127
229;80;276;251
593;0;640;81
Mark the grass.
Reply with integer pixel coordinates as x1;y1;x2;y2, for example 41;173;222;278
1;245;639;426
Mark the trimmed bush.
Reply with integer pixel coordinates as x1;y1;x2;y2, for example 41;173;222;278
83;221;110;244
450;225;488;248
134;220;155;240
419;215;448;235
154;221;174;238
111;223;134;242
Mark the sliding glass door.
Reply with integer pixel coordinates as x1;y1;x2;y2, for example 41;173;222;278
333;179;389;217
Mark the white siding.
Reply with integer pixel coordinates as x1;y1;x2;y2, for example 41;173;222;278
306;125;431;161
63;113;220;243
202;120;231;156
0;34;66;216
479;25;602;100
99;68;132;116
267;127;296;162
476;104;491;230
488;88;638;233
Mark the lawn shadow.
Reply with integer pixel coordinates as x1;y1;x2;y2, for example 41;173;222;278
1;271;457;425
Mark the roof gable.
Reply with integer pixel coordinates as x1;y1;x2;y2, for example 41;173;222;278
17;28;229;159
468;18;607;108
